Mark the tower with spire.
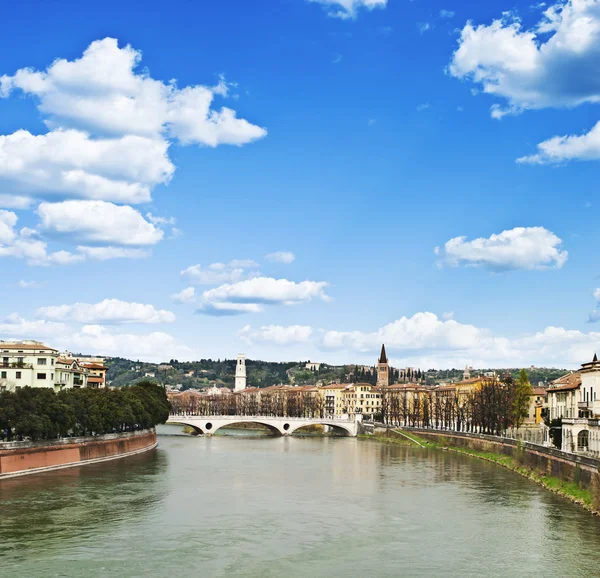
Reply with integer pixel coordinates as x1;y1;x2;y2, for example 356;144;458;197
377;344;389;387
235;354;247;392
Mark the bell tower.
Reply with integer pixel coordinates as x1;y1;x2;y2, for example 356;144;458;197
377;344;389;387
235;354;247;391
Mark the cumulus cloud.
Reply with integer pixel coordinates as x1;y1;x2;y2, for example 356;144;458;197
518;120;600;164
308;0;387;19
321;312;600;368
0;314;193;362
265;251;295;264
436;226;568;270
238;324;313;345
197;277;331;316
36;298;175;324
0;38;266;263
37;200;164;245
449;1;600;118
0;38;266;147
0;129;172;204
0;195;33;209
171;287;196;304
181;260;259;285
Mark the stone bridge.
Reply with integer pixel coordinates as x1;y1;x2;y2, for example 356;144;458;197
166;415;360;437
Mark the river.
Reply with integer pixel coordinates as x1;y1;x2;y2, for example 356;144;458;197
1;425;600;577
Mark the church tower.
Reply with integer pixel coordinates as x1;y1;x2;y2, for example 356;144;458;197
377;344;389;387
235;354;247;391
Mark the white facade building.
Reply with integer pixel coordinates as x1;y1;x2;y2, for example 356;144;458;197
0;340;90;392
235;354;247;392
562;355;600;456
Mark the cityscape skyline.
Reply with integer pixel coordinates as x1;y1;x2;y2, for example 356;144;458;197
1;0;600;369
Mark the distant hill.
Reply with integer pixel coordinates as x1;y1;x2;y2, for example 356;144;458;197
104;357;569;390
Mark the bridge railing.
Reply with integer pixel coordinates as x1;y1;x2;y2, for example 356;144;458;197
168;413;354;423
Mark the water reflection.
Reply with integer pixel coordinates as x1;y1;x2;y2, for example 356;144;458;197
3;434;600;578
0;448;166;560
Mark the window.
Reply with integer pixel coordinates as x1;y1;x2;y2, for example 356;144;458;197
38;358;47;365
1;371;6;379
17;357;23;365
37;373;47;380
16;372;21;379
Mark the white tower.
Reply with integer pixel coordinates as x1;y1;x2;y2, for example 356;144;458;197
235;354;247;391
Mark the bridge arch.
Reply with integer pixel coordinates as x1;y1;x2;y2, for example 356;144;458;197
211;420;283;436
288;421;353;437
168;419;205;435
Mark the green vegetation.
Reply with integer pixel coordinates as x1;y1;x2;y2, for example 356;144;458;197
389;431;597;511
513;368;533;430
0;381;169;442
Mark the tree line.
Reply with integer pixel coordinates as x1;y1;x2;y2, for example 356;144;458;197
0;381;170;442
170;390;325;419
380;369;534;435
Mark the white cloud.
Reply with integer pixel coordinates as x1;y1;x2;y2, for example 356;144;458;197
0;195;33;209
436;226;568;270
321;311;600;368
449;1;600;118
308;0;387;19
171;287;196;304
0;129;172;204
238;324;313;345
197;277;330;316
37;200;164;245
595;288;600;301
0;210;17;244
196;302;264;316
0;313;68;339
440;9;455;18
0;314;192;362
203;277;330;304
517;120;600;164
416;103;431;111
36;298;175;324
0;38;266;147
181;260;259;285
265;251;296;264
418;22;432;34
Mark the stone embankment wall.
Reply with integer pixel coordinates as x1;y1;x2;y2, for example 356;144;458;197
0;430;156;479
403;428;600;487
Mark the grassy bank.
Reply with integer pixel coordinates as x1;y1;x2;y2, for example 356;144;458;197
364;429;599;514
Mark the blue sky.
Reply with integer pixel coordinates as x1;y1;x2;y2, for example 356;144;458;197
1;0;600;368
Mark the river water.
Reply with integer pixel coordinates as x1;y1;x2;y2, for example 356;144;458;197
1;426;600;578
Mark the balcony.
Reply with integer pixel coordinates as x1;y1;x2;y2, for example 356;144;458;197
0;362;33;369
578;401;590;409
73;379;83;386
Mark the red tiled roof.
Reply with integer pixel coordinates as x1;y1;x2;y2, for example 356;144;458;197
0;342;57;351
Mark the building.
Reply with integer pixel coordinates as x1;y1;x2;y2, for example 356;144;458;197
546;371;581;421
526;387;547;425
562;355;600;456
0;340;92;392
377;344;389;387
235;354;247;391
305;362;321;371
322;384;348;418
80;361;107;388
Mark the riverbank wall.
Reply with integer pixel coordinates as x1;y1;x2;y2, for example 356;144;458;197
398;428;600;488
0;429;157;479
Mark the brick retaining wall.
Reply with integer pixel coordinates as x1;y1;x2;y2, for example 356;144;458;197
0;430;156;478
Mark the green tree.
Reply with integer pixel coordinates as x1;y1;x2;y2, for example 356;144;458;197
512;368;533;430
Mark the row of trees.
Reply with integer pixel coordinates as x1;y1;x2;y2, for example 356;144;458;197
0;381;170;442
170;390;325;419
380;370;534;435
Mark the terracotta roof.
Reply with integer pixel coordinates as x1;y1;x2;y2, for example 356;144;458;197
81;363;107;370
0;342;57;351
531;387;547;396
550;371;582;389
57;357;74;364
